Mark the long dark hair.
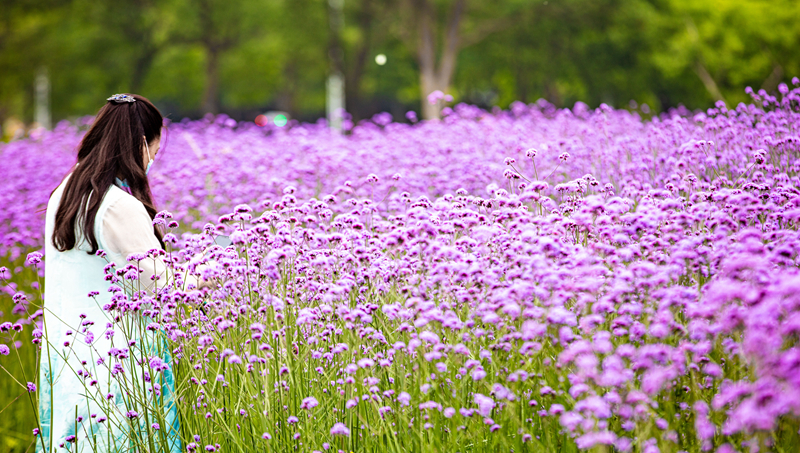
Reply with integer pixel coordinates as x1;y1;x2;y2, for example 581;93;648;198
53;94;165;254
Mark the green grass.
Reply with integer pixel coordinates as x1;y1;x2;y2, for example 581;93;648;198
1;254;41;453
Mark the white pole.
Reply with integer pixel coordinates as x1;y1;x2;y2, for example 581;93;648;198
327;0;345;131
326;72;345;131
34;66;51;130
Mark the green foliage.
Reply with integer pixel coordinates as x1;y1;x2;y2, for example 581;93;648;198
652;0;800;106
1;0;799;128
144;45;207;113
0;256;41;453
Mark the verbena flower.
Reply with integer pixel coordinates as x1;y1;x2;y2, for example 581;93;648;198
301;396;319;410
330;422;350;437
7;83;800;453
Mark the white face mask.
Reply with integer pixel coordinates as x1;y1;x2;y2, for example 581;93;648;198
144;136;154;174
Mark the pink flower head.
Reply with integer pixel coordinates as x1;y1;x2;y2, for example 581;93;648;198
301;396;319;410
330;422;350;437
473;393;495;417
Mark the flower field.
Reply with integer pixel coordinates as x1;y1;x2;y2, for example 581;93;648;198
2;81;800;453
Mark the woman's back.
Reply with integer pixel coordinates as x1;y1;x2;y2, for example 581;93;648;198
38;177;181;452
36;93;182;453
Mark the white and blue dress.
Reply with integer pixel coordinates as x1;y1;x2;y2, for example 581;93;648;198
38;174;182;453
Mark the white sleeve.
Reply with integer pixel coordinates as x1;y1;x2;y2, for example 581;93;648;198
101;195;174;293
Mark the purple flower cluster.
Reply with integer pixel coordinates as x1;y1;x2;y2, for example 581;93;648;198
3;81;800;452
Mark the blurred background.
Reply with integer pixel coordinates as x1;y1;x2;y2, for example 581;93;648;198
1;0;799;139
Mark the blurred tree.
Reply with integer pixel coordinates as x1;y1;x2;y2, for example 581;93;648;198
111;0;327;120
401;0;464;119
457;0;667;110
1;0;799;128
341;0;379;121
0;0;70;130
273;0;329;119
98;0;170;94
337;0;417;121
163;0;276;114
394;0;533;119
651;0;800;107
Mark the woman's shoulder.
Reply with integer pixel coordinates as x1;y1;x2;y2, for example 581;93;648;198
103;185;149;218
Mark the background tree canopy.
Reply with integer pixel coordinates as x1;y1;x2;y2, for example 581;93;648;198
1;0;798;130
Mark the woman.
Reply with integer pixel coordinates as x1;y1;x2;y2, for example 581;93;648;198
38;94;185;453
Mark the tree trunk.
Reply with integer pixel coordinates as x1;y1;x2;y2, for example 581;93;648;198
345;0;375;121
197;0;223;114
415;0;465;119
544;79;561;106
694;62;725;103
416;0;438;119
516;64;528;103
761;64;784;93
202;45;220;114
130;46;157;94
345;47;369;121
327;0;345;128
276;61;297;116
438;0;463;89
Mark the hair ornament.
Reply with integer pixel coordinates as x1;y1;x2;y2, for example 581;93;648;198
107;94;136;103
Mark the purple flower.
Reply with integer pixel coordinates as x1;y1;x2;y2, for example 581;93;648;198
25;251;43;266
576;431;617;449
149;356;167;371
357;358;374;368
6;81;800;451
427;90;445;105
418;331;440;344
471;368;487;381
301;396;318;410
397;392;411;406
473;393;495;417
330;422;350;437
419;401;442;411
547;307;577;326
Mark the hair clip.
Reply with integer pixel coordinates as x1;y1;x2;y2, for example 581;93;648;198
107;94;136;103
